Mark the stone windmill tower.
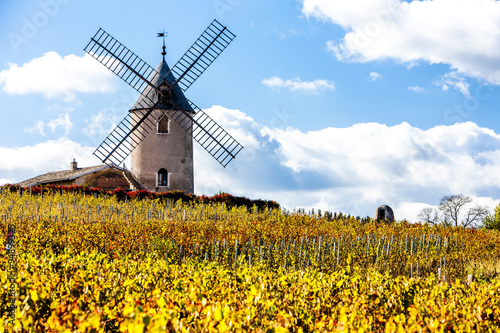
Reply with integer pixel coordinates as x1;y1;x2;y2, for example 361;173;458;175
129;49;195;193
84;20;243;193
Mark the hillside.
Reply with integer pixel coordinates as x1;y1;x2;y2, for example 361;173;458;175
1;186;500;331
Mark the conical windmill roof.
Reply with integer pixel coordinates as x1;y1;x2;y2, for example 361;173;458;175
129;59;194;112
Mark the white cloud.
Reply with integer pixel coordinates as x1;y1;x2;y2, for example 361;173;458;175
408;86;424;93
195;106;500;221
434;71;470;97
47;113;73;135
0;52;116;100
0;138;98;184
24;121;45;136
262;76;335;94
23;113;74;136
0;179;13;186
369;72;382;81
302;0;500;84
83;107;121;139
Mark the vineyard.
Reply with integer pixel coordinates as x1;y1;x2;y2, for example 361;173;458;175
1;186;500;332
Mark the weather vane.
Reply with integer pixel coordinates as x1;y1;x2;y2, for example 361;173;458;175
157;30;168;59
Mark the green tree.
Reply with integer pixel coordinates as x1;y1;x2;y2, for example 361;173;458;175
483;202;500;231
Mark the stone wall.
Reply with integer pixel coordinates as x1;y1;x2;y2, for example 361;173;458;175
130;109;194;193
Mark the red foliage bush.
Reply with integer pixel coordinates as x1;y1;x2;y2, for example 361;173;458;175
1;184;279;211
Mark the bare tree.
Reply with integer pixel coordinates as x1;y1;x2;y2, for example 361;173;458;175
437;194;489;228
417;207;439;224
463;204;489;228
438;195;472;227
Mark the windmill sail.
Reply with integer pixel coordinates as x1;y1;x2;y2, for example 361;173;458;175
84;28;162;101
169;19;236;92
85;21;242;168
166;100;243;167
92;102;162;166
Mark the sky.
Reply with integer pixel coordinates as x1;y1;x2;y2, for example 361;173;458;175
1;0;500;221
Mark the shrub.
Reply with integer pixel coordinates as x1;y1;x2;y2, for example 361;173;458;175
483;202;500;231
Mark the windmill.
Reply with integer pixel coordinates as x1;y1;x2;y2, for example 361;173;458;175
84;20;243;193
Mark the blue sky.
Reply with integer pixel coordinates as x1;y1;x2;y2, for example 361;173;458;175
1;0;500;221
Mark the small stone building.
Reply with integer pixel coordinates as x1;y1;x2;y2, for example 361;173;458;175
16;159;131;191
374;205;395;222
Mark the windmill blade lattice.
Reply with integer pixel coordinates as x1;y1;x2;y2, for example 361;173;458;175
165;100;243;167
170;19;236;92
93;101;162;167
84;28;162;99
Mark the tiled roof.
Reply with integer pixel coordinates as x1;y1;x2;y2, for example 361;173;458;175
16;165;109;187
129;59;194;112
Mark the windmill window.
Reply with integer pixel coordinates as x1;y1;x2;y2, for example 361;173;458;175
157;116;170;135
157;168;169;187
